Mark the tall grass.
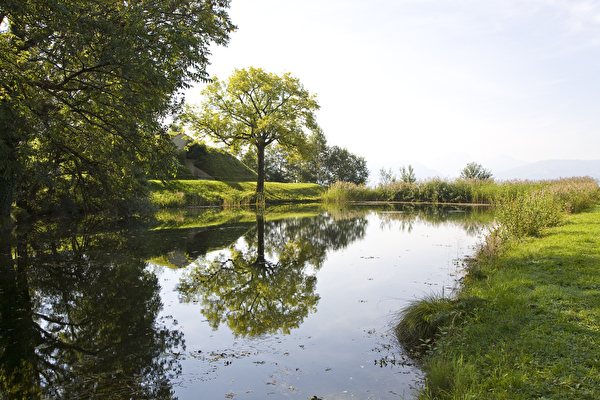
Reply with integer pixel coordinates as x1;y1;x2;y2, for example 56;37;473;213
322;176;599;207
491;177;600;240
319;181;377;202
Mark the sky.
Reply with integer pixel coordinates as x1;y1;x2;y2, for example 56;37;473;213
184;0;600;179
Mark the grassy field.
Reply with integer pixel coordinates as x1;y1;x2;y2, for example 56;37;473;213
149;180;326;207
408;204;600;399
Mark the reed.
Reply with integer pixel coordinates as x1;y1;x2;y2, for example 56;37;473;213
321;176;599;206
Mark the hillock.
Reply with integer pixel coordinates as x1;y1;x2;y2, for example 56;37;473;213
178;143;258;182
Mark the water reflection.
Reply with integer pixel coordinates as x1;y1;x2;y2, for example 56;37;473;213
177;211;368;338
0;220;184;399
374;204;493;235
0;204;493;398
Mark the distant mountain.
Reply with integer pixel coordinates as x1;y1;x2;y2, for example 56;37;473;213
410;162;446;179
426;153;529;178
494;160;600;181
487;155;530;175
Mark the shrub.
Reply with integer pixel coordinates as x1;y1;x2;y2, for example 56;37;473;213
494;189;564;239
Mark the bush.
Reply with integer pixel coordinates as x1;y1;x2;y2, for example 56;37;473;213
494;189;564;239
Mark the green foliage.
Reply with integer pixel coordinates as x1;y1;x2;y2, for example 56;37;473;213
0;0;235;222
400;164;417;183
321;145;369;185
182;67;320;197
547;177;600;213
236;131;369;185
419;356;479;399
379;167;397;186
395;295;458;352
323;176;599;208
460;162;493;180
494;189;564;239
320;181;375;202
493;177;599;240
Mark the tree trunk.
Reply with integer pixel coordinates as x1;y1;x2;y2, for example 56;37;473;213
256;210;265;267
255;142;266;204
0;231;41;396
0;175;15;230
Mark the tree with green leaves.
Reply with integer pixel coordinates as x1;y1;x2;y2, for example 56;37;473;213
182;67;321;201
460;162;493;180
0;0;235;225
322;145;369;185
400;164;417;183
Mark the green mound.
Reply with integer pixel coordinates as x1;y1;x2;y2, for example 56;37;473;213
184;143;257;182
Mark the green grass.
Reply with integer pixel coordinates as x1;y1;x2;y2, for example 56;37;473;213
413;205;600;399
149;180;326;208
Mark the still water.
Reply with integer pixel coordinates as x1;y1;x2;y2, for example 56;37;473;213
0;204;492;399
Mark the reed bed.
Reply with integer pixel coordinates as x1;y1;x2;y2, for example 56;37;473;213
321;176;599;206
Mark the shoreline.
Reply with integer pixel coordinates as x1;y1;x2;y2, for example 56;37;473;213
415;205;600;399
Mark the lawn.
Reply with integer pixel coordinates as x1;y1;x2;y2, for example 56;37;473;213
417;205;600;399
149;180;326;207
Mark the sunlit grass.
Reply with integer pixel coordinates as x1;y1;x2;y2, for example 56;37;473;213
412;205;600;399
149;180;326;207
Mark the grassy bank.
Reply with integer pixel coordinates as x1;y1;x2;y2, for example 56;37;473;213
149;180;326;207
399;188;600;398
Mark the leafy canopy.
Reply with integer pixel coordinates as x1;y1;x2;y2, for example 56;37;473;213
0;0;235;219
182;67;321;197
460;162;493;180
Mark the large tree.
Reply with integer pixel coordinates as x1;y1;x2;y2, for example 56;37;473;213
322;145;369;185
182;67;320;201
0;0;235;225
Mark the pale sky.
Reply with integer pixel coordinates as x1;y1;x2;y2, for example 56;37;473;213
185;0;600;178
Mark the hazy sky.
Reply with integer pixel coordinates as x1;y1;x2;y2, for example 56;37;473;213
185;0;600;177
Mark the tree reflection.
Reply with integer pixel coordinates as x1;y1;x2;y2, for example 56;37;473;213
377;204;493;235
177;211;368;337
0;221;184;399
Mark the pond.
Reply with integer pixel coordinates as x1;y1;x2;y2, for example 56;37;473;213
0;203;493;399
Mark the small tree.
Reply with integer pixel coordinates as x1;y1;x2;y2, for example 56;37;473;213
182;67;320;201
379;168;397;186
460;162;493;180
400;165;417;184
